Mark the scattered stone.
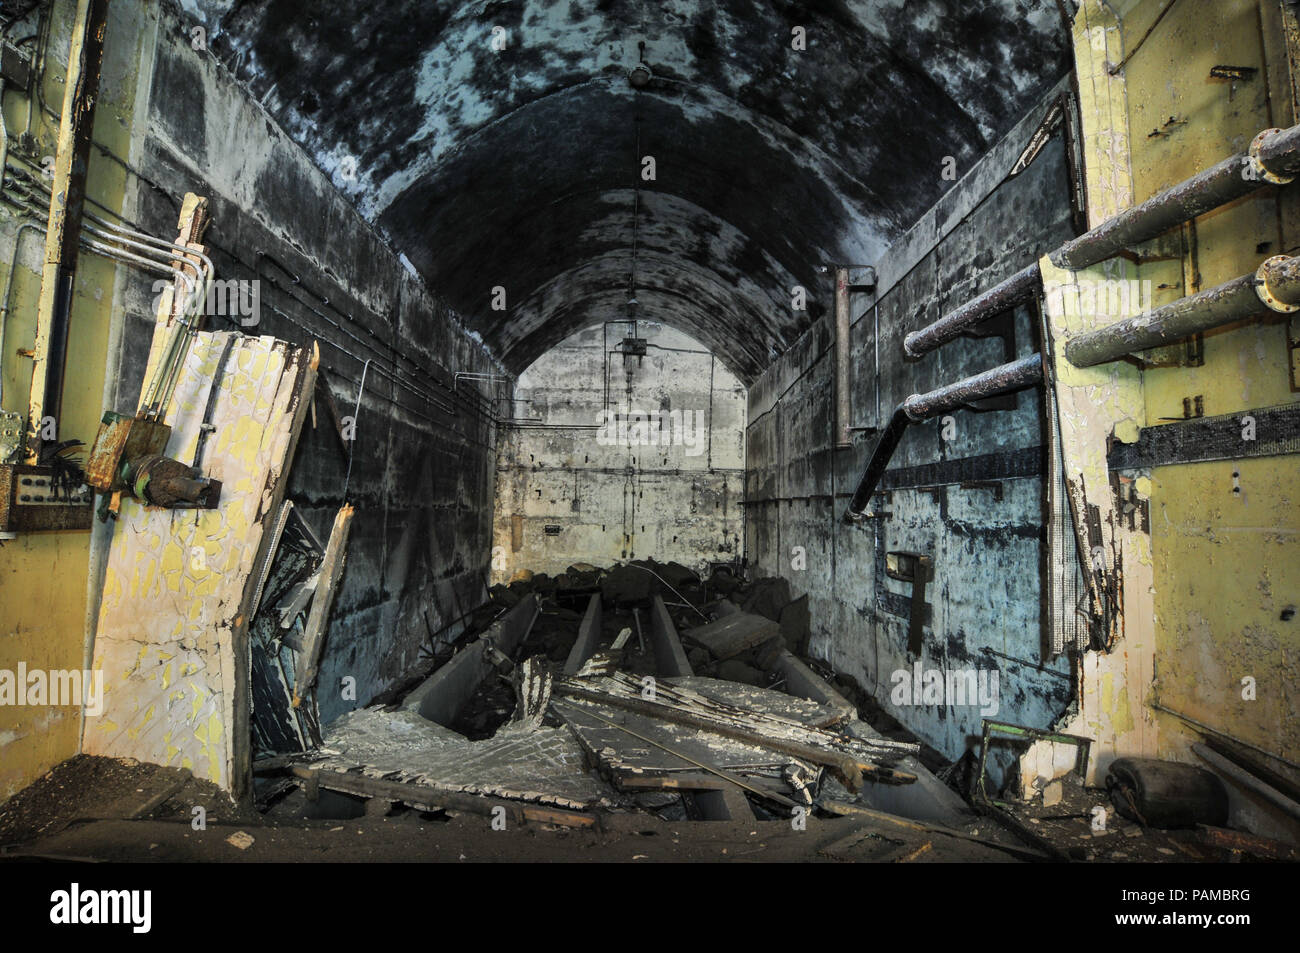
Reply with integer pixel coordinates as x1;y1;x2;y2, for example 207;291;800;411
226;831;255;850
779;595;810;653
601;565;654;605
742;577;792;621
716;659;765;686
656;560;700;589
708;569;742;595
489;584;521;608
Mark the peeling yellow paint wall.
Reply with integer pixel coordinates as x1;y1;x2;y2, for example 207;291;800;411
1118;0;1299;779
1028;0;1299;799
86;332;314;794
0;0;150;802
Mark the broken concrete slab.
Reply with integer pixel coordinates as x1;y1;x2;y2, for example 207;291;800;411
841;720;977;827
649;594;693;677
403;594;539;727
741;576;792;621
684;611;781;661
562;593;603;675
552;698;809;806
716;659;766;687
665;677;848;729
779;595;811;654
759;647;858;722
307;705;614;811
556;672;918;789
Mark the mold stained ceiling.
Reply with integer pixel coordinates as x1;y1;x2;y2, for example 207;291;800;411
184;0;1072;382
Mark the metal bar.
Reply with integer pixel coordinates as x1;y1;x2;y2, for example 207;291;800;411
834;267;851;447
1050;123;1300;270
23;0;109;462
845;407;909;517
903;262;1040;357
1193;744;1300;822
1064;255;1300;367
845;355;1043;519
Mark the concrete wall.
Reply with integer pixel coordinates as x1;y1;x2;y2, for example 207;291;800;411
2;0;502;804
744;82;1077;777
491;321;744;580
110;1;503;726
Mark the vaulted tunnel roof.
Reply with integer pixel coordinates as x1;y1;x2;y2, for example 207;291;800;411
191;0;1072;382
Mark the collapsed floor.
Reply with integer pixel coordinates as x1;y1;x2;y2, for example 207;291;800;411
3;561;1289;863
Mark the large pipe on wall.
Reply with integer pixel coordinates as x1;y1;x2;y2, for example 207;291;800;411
902;123;1300;361
1064;254;1300;367
904;262;1041;358
845;353;1043;518
1051;124;1300;271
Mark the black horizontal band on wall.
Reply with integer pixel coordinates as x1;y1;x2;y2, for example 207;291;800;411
876;445;1045;491
1109;403;1300;471
741;445;1045;505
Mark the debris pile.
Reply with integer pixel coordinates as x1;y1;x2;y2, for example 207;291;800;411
257;560;928;826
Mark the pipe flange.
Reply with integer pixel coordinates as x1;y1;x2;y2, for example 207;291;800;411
1249;129;1295;186
1255;255;1300;313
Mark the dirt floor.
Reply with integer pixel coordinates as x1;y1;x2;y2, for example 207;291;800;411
0;751;1249;863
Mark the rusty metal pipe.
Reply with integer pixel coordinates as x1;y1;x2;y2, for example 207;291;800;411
1064;255;1300;367
904;262;1040;357
835;267;852;447
845;354;1043;518
1050;124;1300;271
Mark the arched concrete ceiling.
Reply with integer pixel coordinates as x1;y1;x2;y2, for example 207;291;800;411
186;0;1072;382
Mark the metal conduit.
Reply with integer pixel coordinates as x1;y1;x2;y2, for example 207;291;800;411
844;354;1043;519
1051;123;1300;270
903;262;1040;358
904;123;1300;360
1064;254;1300;367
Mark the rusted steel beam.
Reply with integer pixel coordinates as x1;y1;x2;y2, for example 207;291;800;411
903;262;1041;357
1050;123;1300;271
845;355;1043;519
24;0;110;461
1064;255;1300;367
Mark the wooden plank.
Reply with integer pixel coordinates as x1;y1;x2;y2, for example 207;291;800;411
1196;825;1300;861
288;766;598;830
554;700;799;810
295;502;355;701
555;682;911;788
683;611;781;660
